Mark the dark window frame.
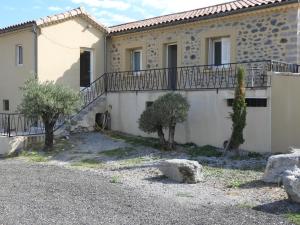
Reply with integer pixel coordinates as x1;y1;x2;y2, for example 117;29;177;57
16;45;23;66
227;98;267;107
3;100;9;111
146;101;154;109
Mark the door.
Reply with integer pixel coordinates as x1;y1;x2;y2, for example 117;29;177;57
167;44;177;90
80;50;92;88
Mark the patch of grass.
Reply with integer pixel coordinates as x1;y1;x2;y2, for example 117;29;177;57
176;192;194;198
287;213;300;225
19;151;49;162
238;203;254;209
203;165;263;189
227;178;244;188
189;145;222;158
100;147;136;158
71;159;104;169
203;166;225;178
110;175;122;184
108;132;160;149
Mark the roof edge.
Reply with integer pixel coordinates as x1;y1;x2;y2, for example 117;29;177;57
108;0;299;35
0;7;108;35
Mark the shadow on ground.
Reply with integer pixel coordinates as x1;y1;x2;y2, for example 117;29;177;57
253;200;300;215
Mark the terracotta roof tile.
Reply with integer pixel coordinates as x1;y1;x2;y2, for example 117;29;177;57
0;7;108;35
109;0;294;34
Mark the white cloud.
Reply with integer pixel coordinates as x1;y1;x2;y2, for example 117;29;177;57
67;0;237;26
48;6;63;11
141;0;233;14
94;10;135;26
71;0;130;10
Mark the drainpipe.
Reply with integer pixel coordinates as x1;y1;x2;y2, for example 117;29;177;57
104;34;109;93
104;34;107;74
32;23;38;79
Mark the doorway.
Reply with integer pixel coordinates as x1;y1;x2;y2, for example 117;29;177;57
80;49;93;89
166;44;177;90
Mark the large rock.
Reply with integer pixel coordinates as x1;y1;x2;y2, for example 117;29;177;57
283;167;300;203
158;159;203;184
263;150;300;183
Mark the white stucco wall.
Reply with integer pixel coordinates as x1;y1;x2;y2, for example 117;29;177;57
37;17;106;91
271;73;300;153
106;89;271;153
0;28;35;113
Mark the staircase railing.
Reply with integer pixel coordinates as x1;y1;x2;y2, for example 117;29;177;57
80;74;107;109
1;60;299;137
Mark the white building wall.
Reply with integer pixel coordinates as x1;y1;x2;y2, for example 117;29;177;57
106;89;271;153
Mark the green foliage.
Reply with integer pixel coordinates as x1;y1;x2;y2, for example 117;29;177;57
71;159;104;169
287;213;300;225
110;176;122;184
153;93;190;125
189;145;222;158
138;106;164;134
228;67;247;152
138;93;190;150
19;79;81;118
19;151;49;162
19;79;81;149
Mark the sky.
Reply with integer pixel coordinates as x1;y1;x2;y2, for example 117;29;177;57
0;0;233;28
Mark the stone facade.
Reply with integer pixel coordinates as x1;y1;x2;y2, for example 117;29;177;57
108;6;299;72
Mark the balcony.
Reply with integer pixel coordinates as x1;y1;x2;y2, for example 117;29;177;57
80;60;300;108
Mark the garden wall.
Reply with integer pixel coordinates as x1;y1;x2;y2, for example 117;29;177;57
106;89;271;153
271;73;300;153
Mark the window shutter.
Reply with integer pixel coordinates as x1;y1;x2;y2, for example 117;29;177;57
208;39;213;65
221;38;231;65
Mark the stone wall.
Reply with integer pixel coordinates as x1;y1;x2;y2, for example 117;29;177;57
108;6;299;72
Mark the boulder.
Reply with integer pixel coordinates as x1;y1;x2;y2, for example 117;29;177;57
263;150;300;183
158;159;203;184
283;167;300;203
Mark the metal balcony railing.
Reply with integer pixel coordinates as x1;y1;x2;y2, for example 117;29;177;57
1;60;299;137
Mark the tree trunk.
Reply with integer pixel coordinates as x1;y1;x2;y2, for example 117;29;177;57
167;125;176;150
44;120;54;150
157;127;166;149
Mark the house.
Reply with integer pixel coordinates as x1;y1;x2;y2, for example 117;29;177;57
0;0;300;153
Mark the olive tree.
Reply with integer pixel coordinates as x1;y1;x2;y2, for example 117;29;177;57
139;105;166;147
19;79;81;150
138;93;190;150
225;67;247;155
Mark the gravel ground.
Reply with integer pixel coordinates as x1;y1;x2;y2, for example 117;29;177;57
0;159;293;225
9;132;300;224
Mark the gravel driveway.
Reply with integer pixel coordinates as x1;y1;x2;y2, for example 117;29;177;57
0;159;292;225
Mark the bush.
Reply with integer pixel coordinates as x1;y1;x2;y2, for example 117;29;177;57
19;79;81;150
138;93;190;150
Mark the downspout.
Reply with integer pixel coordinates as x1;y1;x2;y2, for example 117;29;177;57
32;23;38;79
104;33;107;73
104;33;109;93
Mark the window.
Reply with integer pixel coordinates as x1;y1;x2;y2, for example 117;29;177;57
132;49;142;72
208;37;231;66
3;100;9;111
146;101;153;108
227;98;267;107
16;45;23;66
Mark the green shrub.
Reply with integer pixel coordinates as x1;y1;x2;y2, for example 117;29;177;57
138;93;190;150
